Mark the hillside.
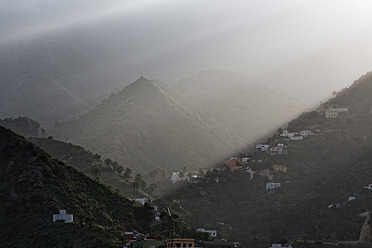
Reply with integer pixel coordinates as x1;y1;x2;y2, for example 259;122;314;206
49;72;305;173
161;72;372;247
29;137;136;196
0;116;46;138
0;35;123;128
49;76;242;172
174;70;306;148
0;126;153;247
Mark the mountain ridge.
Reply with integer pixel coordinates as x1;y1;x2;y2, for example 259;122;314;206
49;72;305;173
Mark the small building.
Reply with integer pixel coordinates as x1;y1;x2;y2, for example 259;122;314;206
269;146;287;155
325;109;339;118
325;108;348;118
300;130;312;136
225;158;242;172
363;184;372;190
266;181;281;191
164;238;195;248
272;165;287;173
280;130;296;138
259;169;271;177
196;228;217;237
348;196;356;201
242;157;250;163
290;136;303;141
256;144;270;152
53;210;73;223
171;172;181;183
129;197;149;205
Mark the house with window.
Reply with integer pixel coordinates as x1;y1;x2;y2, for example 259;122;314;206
164;238;195;248
325;107;348;118
171;172;181;183
280;130;297;138
256;144;270;151
53;210;73;223
197;228;217;237
290;136;303;141
300;130;312;136
266;181;281;191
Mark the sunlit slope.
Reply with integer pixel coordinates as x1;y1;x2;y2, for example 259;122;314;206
49;77;240;172
49;74;305;173
165;72;372;245
0;126;149;247
0;36;123;128
174;70;306;148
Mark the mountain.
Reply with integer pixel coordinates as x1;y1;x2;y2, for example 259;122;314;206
174;70;306;148
49;73;305;173
0;35;124;128
0;126;153;247
49;76;240;173
0;116;46;138
161;72;372;247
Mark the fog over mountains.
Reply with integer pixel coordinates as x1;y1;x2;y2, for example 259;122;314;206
49;71;305;172
2;0;372;106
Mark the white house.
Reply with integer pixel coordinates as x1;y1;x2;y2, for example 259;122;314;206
256;144;270;152
196;228;217;237
171;172;181;183
348;196;356;201
242;157;250;163
363;184;372;190
130;197;149;205
290;136;303;141
53;210;73;223
280;130;296;138
300;130;312;136
266;182;281;191
325;108;349;118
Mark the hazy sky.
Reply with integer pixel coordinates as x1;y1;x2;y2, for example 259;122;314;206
2;0;372;105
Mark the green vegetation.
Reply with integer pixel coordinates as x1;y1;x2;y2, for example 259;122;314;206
0;126;155;247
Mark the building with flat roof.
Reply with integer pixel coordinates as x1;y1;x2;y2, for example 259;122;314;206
164;238;195;248
52;210;73;223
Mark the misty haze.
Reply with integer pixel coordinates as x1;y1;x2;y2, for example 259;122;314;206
1;1;372;247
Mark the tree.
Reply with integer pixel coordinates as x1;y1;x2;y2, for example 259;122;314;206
132;173;146;192
146;183;158;195
332;90;337;98
91;166;101;182
122;167;132;181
